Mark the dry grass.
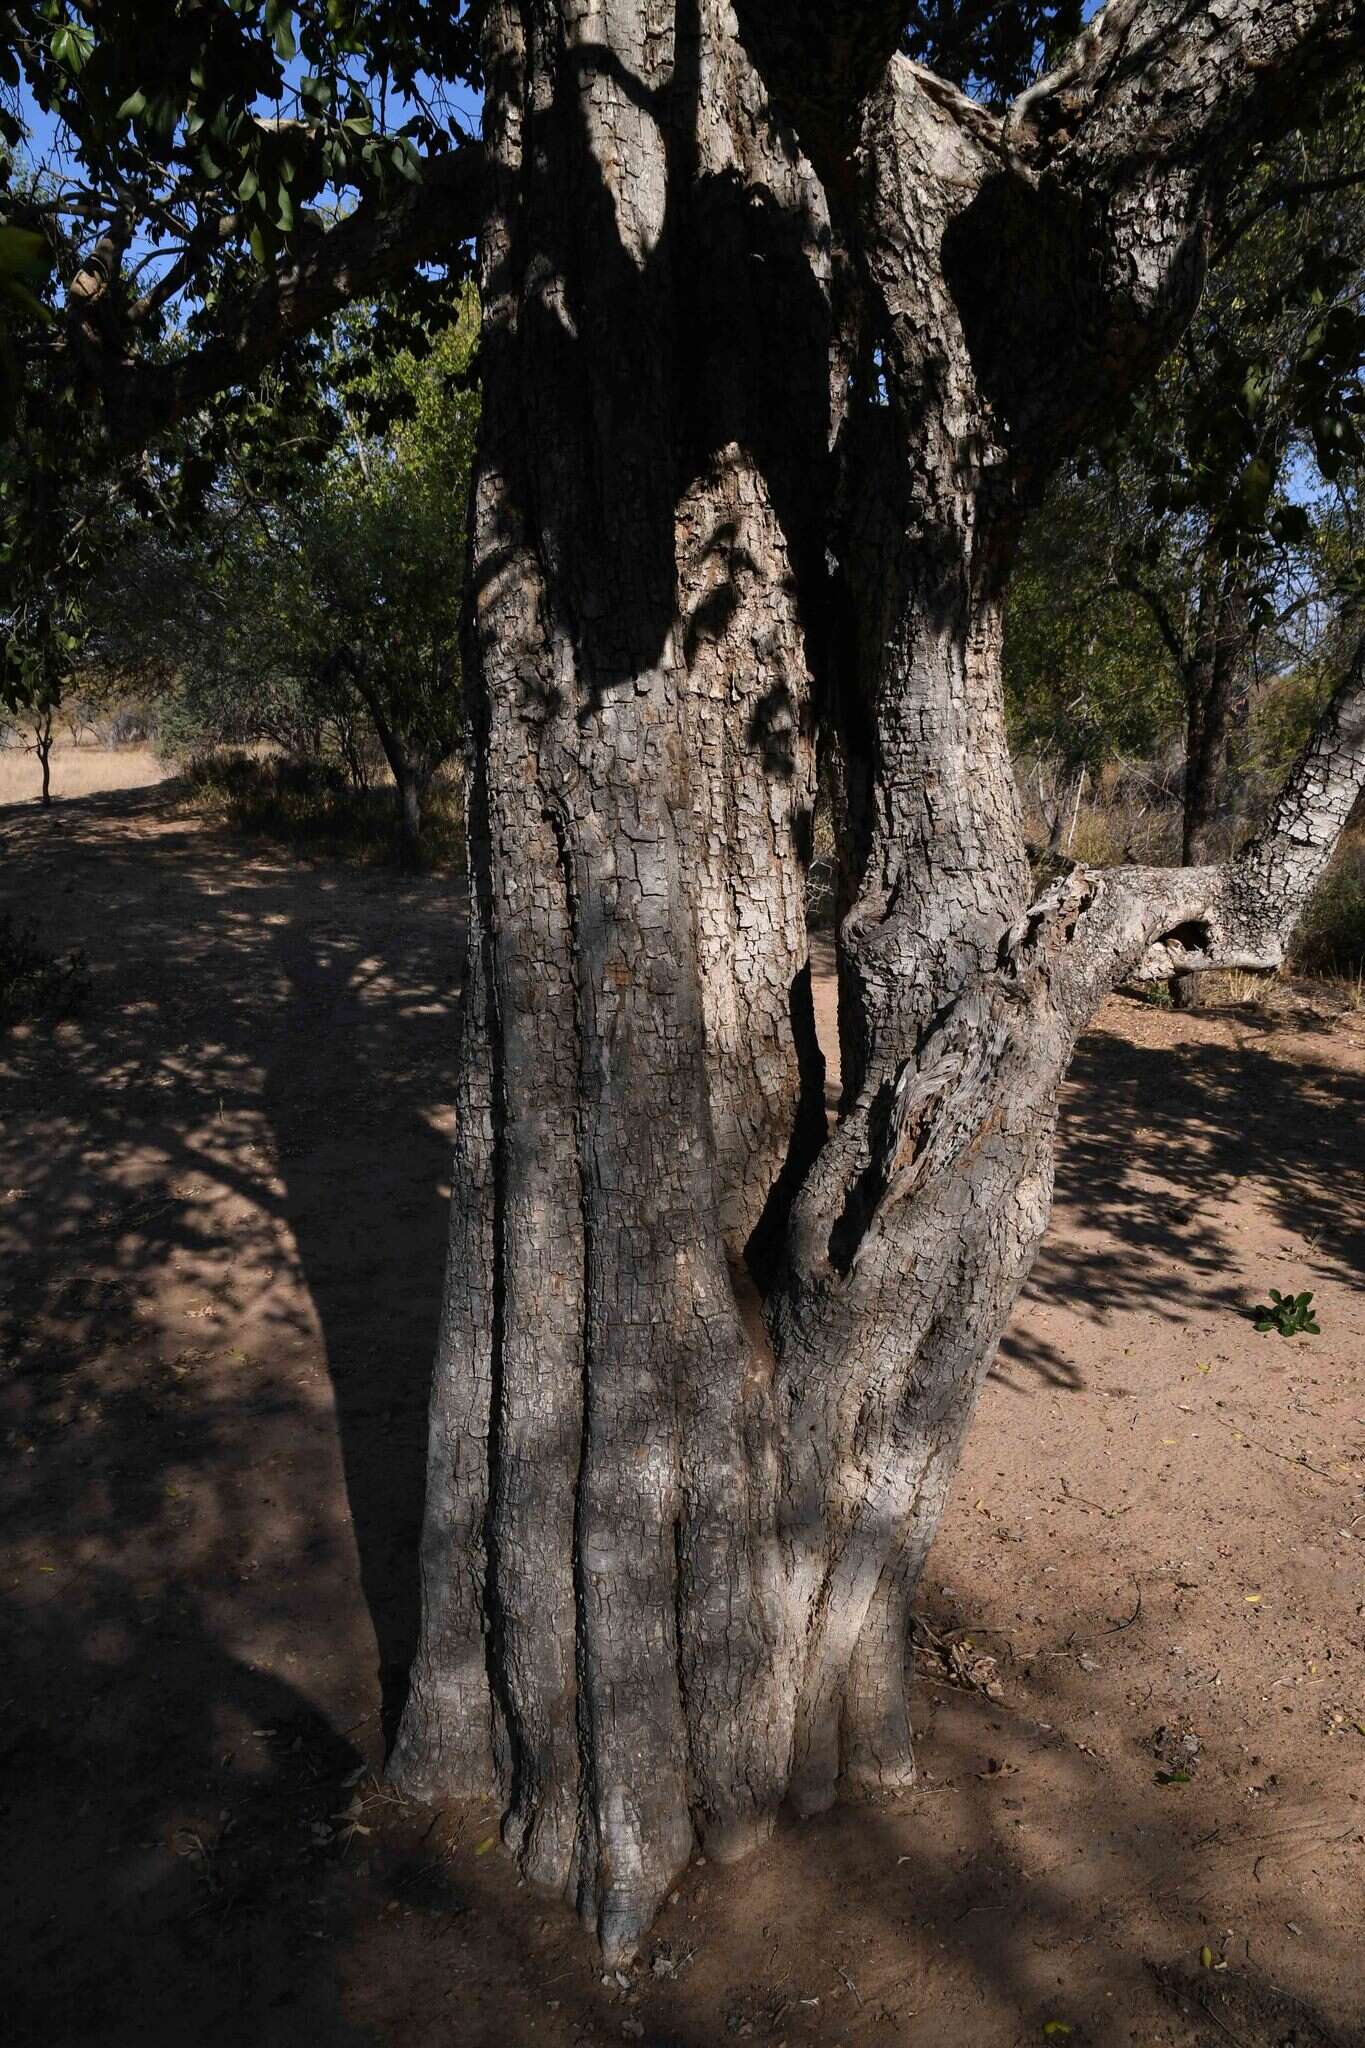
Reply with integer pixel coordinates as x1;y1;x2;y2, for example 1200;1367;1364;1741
179;748;466;870
0;744;169;807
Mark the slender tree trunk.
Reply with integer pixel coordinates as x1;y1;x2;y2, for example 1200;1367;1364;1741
350;663;429;865
394;763;426;864
1174;563;1250;1005
393;0;1365;1966
35;712;54;809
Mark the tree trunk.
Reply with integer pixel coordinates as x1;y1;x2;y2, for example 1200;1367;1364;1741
392;0;1365;1966
338;651;431;864
1174;563;1250;1007
394;763;426;864
36;713;53;809
393;4;834;1950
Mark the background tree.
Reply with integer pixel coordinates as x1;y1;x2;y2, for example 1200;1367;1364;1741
296;301;477;855
1004;463;1184;839
92;298;479;859
1005;79;1365;995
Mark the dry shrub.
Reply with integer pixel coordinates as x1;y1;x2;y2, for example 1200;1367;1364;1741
1291;825;1365;980
181;750;465;871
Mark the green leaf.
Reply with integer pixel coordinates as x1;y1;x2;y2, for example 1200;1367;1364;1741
0;226;52;290
49;23;94;72
269;3;298;61
0;276;54;324
1233;454;1274;530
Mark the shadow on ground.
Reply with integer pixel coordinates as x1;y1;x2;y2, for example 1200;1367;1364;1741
996;1005;1365;1392
1;785;457;2044
1;787;1361;2046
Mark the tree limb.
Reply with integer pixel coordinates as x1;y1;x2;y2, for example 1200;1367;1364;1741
1007;0;1365;188
1072;618;1365;997
1214;165;1365;259
1113;569;1189;673
912;0;1365;474
62;142;486;446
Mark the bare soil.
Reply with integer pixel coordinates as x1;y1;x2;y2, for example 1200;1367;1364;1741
2;772;1362;2048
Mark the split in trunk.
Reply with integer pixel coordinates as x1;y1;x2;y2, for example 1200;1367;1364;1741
392;0;1365;1963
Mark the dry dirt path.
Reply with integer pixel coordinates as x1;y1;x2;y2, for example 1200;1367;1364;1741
2;777;1362;2048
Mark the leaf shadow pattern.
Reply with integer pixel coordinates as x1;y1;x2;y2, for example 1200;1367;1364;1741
1;786;1361;2044
0;779;459;2043
994;1004;1365;1393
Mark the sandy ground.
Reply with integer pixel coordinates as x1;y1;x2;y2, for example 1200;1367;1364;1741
1;769;1362;2048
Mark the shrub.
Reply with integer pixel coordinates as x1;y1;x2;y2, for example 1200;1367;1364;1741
180;749;465;870
1291;826;1365;980
0;911;90;1029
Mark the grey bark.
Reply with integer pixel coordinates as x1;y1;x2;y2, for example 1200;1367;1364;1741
393;0;1365;1962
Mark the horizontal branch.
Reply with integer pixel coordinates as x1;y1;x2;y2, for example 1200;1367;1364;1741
1075;619;1365;994
58;142;486;447
1008;0;1365;190
1214;166;1365;260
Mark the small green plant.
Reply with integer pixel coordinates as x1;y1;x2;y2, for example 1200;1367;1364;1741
1252;1287;1320;1338
1137;979;1173;1008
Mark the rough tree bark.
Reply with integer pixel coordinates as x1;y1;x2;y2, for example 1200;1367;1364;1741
391;0;1365;1960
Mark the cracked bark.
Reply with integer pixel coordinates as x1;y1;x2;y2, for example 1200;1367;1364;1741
393;0;1365;1961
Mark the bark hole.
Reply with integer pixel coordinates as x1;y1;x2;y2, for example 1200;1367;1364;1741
1163;919;1214;955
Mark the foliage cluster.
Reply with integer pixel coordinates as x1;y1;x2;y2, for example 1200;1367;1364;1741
179;748;465;869
1252;1287;1321;1337
81;290;479;859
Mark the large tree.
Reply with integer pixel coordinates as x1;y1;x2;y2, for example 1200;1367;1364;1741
386;0;1365;1964
10;0;1365;1971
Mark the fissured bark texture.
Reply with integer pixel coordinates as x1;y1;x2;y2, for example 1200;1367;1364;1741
392;0;1365;1962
